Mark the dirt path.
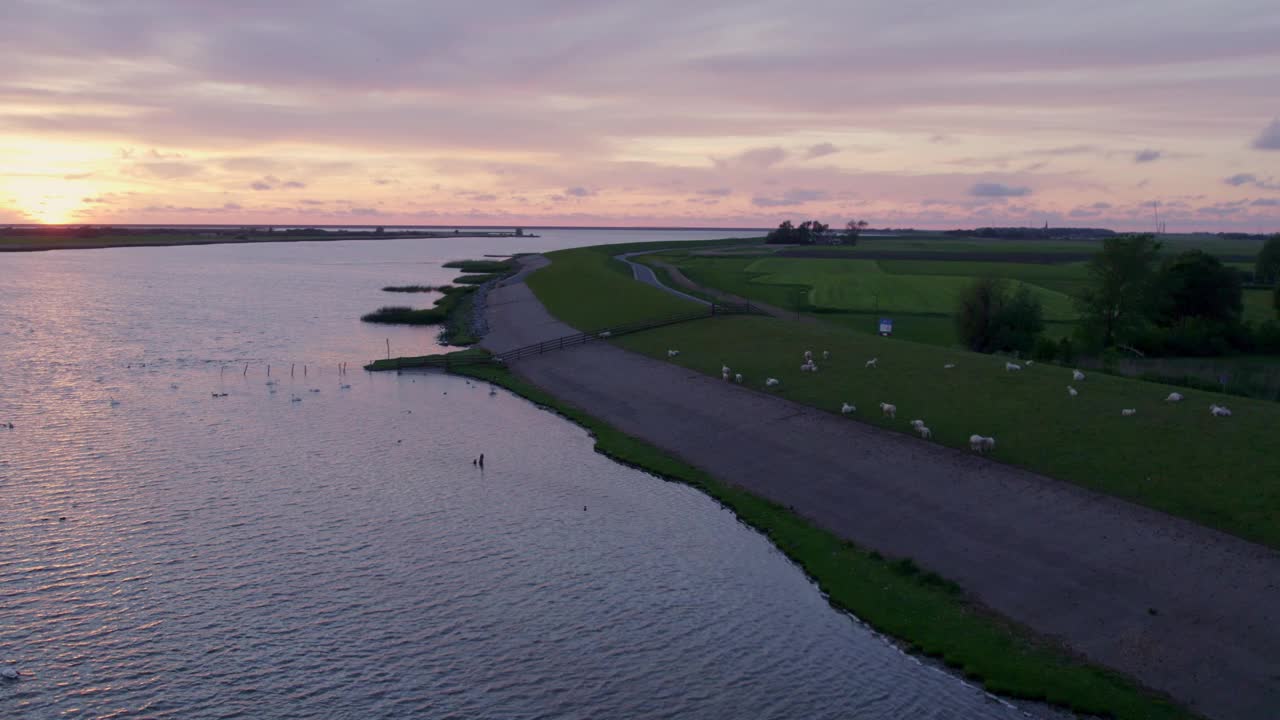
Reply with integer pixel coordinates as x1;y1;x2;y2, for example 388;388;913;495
480;255;1280;720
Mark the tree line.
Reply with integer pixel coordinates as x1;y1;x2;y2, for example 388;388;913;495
958;233;1280;361
765;220;868;245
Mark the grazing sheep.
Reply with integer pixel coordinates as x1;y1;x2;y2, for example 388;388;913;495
808;362;819;372
598;331;612;338
969;434;985;452
916;426;932;440
667;349;680;357
1121;408;1137;416
822;350;830;360
1165;392;1183;402
1072;369;1086;381
1210;404;1232;417
765;378;780;387
721;365;731;375
800;364;810;372
944;363;956;369
982;436;996;452
1026;360;1034;366
909;419;925;430
804;350;813;361
1067;385;1078;398
879;402;896;419
841;402;856;414
1005;362;1022;372
865;358;878;368
734;373;743;383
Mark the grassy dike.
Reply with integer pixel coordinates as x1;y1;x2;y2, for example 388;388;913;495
445;357;1190;720
534;245;1280;551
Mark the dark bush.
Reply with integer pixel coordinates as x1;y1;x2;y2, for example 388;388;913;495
956;278;1045;354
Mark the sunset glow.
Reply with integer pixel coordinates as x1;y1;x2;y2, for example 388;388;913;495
1;1;1278;230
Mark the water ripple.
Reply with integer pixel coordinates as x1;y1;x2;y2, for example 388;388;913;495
1;239;1033;719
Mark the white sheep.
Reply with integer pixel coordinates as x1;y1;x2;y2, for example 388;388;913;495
916;426;932;440
840;402;856;414
1067;385;1078;398
1026;360;1034;366
865;358;878;369
1072;369;1086;381
879;402;896;419
721;365;731;375
800;364;810;372
808;362;819;372
822;350;830;360
722;371;730;381
1121;408;1137;416
1005;362;1022;372
1210;404;1232;417
1165;392;1183;402
734;373;743;383
765;378;780;387
667;349;680;358
909;419;925;430
982;436;996;452
969;434;985;452
804;350;813;361
598;331;612;338
944;363;956;369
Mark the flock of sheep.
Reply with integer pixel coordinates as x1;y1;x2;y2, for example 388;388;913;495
663;344;1235;455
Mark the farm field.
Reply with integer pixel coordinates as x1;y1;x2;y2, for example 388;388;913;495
532;244;1280;550
741;257;1078;319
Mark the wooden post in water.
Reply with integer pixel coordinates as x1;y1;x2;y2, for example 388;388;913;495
267;365;271;377
291;363;295;377
304;364;308;377
386;339;391;360
243;363;248;376
220;365;225;377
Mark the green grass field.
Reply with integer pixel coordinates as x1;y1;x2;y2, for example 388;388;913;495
526;240;744;328
613;316;1280;548
452;359;1189;720
740;257;1078;320
876;259;1092;297
1243;288;1277;324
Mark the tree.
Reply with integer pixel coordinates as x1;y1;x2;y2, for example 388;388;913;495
765;220;796;244
1273;283;1280;320
843;219;869;245
956;277;1044;354
1255;234;1280;285
1076;234;1162;348
1152;250;1243;328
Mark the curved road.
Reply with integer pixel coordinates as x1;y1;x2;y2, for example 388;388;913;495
615;251;710;306
481;255;1280;720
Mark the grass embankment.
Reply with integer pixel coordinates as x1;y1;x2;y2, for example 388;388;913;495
526;243;715;328
453;273;501;285
365;258;518;344
383;284;451;293
441;356;1188;720
532;246;1280;551
361;286;475;326
443;259;514;273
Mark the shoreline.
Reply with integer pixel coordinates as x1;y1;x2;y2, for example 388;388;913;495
442;358;1187;720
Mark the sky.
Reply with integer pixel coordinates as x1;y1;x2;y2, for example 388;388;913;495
1;0;1278;231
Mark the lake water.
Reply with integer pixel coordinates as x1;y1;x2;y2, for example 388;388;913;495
0;231;1028;718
